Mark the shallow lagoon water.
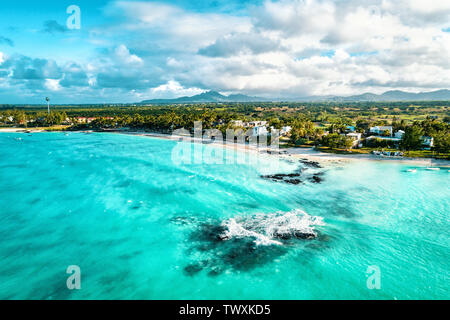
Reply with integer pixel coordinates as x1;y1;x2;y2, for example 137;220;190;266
0;132;448;299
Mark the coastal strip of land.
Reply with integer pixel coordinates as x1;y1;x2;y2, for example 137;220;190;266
2;127;448;167
132;131;449;167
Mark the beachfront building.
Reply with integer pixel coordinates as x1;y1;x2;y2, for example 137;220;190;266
366;136;400;141
365;136;401;147
231;120;244;127
269;125;292;137
252;125;268;136
249;121;268;127
421;136;434;149
347;132;362;145
62;117;73;125
394;130;405;139
342;132;362;147
76;117;97;124
369;126;393;136
281;126;292;135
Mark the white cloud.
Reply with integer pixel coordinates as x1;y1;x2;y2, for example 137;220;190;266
253;0;336;35
103;1;252;52
2;0;450;102
45;79;61;91
55;0;450;97
114;45;143;65
149;80;205;99
382;0;450;21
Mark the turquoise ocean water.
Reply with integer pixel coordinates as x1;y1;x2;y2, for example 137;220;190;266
0;132;448;299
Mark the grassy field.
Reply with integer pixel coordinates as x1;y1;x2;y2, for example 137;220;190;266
316;146;449;159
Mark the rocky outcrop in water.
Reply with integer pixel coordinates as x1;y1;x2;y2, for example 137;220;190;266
309;174;324;183
260;172;304;185
183;264;203;276
261;167;325;185
173;210;326;277
300;159;322;168
284;179;303;185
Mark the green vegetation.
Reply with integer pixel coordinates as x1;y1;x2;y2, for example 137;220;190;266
320;133;353;149
400;126;423;151
1;101;449;159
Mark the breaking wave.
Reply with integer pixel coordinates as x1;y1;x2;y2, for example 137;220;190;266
220;209;325;246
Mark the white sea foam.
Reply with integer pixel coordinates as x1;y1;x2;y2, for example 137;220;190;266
222;218;282;246
220;209;325;246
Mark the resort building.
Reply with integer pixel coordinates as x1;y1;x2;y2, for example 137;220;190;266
76;117;97;124
252;125;268;136
269;126;292;137
421;136;434;149
248;121;268;127
366;135;400;141
346;125;356;132
281;126;292;135
365;136;402;147
345;132;362;147
347;132;362;140
231;120;244;127
394;130;405;139
369;126;393;136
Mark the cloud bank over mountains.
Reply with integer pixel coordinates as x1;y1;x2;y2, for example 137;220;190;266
0;0;449;103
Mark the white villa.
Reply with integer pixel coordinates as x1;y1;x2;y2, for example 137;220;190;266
369;126;393;136
347;132;362;140
346;132;362;147
231;120;244;127
281;126;292;135
366;136;401;142
231;120;269;129
248;121;268;127
252;125;268;136
421;136;434;148
394;130;405;139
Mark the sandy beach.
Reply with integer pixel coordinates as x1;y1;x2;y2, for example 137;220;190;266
0;128;45;133
124;131;450;168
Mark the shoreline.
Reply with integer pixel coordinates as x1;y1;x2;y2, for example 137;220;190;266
1;128;449;167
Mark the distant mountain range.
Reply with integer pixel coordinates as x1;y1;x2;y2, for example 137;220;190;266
140;91;269;104
308;89;450;102
140;89;450;104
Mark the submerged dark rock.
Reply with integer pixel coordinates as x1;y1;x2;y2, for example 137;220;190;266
179;210;325;276
183;264;203;276
273;230;316;240
190;223;229;243
300;160;322;168
185;222;288;273
310;175;324;183
293;231;316;239
260;172;303;185
207;266;224;277
261;169;326;185
218;239;287;271
284;179;303;185
261;173;302;180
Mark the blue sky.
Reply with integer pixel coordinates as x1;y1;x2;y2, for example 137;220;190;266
0;0;449;103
